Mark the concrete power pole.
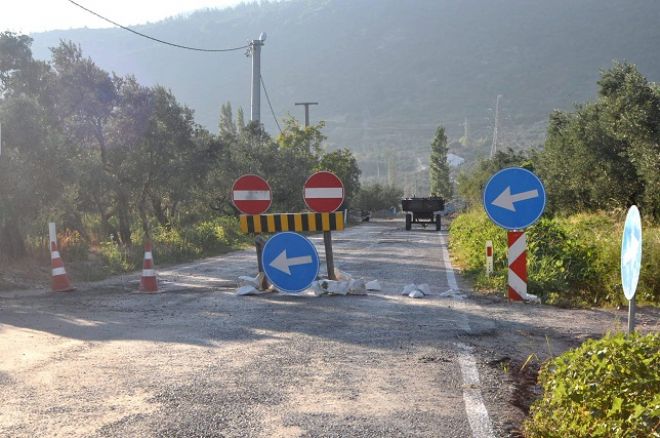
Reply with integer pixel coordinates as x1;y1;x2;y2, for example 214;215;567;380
249;33;267;122
462;117;469;147
295;102;318;127
490;94;502;158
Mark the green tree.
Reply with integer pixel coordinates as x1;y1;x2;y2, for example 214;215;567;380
537;62;659;218
429;126;451;198
354;183;402;212
316;148;361;207
457;148;534;208
218;101;236;141
270;118;323;212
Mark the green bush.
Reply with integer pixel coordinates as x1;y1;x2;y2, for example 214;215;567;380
97;241;142;273
448;209;507;290
526;217;598;297
448;209;660;306
524;332;660;437
183;217;251;253
58;229;90;261
85;216;249;276
152;227;202;264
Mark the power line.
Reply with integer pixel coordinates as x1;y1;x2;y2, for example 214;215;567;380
260;75;282;134
66;0;249;53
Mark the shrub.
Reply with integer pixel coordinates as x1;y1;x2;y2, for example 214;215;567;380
448;209;507;290
524;332;660;437
97;241;141;273
57;229;89;261
448;209;660;306
354;183;403;211
183;217;250;253
152;227;201;264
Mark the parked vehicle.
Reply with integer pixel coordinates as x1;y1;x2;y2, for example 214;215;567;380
401;197;445;231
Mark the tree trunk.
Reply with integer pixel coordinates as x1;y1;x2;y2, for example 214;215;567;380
116;190;132;245
149;193;169;229
138;185;151;241
0;220;26;259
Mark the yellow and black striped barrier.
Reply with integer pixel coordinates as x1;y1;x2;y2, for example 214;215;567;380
239;211;344;234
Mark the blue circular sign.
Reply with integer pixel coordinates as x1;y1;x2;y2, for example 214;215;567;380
483;167;546;230
621;206;642;301
262;232;320;294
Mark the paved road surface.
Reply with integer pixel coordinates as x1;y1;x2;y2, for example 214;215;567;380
0;220;643;437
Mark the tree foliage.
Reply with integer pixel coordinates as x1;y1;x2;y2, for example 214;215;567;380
353;183;402;212
0;33;361;260
538;62;660;219
456;148;535;207
429;126;451;198
456;63;659;221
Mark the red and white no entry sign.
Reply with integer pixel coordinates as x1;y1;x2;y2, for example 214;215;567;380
303;171;345;213
232;174;272;215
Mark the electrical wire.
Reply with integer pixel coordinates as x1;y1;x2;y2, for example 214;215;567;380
260;75;282;134
66;0;249;52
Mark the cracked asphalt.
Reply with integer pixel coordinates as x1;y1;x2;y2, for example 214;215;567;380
1;219;654;437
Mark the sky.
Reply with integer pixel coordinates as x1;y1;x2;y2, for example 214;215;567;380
0;0;248;34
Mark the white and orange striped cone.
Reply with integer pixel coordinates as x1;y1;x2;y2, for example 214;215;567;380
51;241;74;292
139;241;158;292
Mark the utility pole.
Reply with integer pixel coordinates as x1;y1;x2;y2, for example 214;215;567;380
490;94;502;158
462;117;469;147
249;33;267;122
294;102;318;127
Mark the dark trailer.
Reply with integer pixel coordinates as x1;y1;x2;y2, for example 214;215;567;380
401;196;444;231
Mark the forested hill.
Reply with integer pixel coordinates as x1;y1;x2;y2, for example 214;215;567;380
30;0;660;166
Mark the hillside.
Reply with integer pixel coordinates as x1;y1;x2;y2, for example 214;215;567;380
29;0;660;179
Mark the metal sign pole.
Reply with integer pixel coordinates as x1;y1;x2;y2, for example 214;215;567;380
255;235;269;289
628;296;636;334
323;231;336;280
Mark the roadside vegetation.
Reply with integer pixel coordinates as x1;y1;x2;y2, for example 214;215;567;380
450;62;660;436
450;209;660;306
524;332;660;437
0;32;362;286
451;63;660;307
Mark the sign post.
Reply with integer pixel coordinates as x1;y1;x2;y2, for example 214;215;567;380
621;206;642;334
262;232;320;294
485;240;493;275
303;171;345;280
233;174;272;288
483;167;546;302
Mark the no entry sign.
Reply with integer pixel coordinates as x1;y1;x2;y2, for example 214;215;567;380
232;174;272;214
303;171;345;213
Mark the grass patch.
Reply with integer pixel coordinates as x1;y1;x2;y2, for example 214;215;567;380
59;216;252;283
449;209;660;307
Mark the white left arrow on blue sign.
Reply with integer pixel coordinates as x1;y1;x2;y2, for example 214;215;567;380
492;187;539;212
270;250;313;275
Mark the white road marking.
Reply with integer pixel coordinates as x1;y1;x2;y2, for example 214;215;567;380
440;232;495;438
458;344;497;438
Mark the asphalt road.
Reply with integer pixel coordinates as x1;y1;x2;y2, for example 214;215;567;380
0;220;649;437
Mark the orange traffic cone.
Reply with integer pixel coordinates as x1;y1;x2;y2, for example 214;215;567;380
139;241;158;292
51;241;74;292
